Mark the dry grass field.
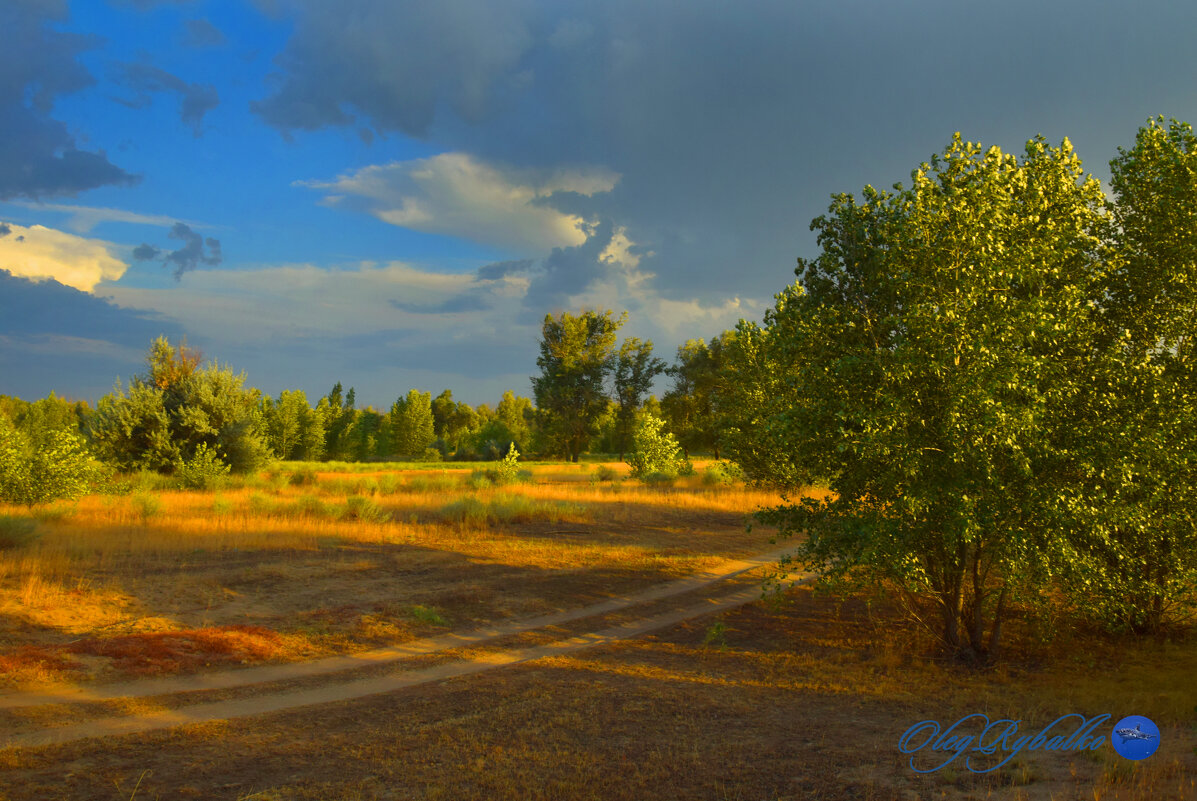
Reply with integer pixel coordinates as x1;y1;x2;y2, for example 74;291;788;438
0;461;1194;800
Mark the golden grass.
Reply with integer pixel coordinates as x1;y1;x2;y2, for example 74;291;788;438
0;462;795;687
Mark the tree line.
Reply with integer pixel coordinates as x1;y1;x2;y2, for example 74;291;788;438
0;312;729;476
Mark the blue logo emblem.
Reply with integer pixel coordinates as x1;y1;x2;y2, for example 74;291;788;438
1110;715;1160;761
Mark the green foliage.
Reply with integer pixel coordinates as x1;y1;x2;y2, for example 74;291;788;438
612;338;667;458
406;605;448;626
497;443;521;483
626;412;690;481
341;495;391;523
0;412;99;508
532;309;625;462
662;336;728;458
288;468;318;486
701;462;741;486
0;515;39;550
737;133;1110;658
594;464;618;482
175;442;232;490
88;338;271;475
1066;116;1197;632
131;492;162;523
390;390;436;460
262;389;324;461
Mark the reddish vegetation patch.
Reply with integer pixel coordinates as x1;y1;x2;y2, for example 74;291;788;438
65;626;288;675
0;644;84;676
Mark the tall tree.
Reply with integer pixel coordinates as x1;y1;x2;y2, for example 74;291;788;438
663;336;727;458
390;390;436;460
731;134;1109;659
611;338;666;460
262;389;324;461
531;310;625;462
1070;117;1197;631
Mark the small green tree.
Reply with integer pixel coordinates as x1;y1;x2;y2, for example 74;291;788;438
174;442;232;490
626;412;690;480
612;338;666;461
0;413;99;508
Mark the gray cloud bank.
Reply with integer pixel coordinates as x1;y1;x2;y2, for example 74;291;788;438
253;0;1197;305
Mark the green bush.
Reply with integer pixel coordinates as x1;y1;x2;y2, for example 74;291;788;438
0;413;99;508
0;516;39;550
642;471;677;488
594;465;618;482
175;443;232;490
626;413;690;481
701;461;743;486
131;492;161;523
288;468;318;487
342;495;390;523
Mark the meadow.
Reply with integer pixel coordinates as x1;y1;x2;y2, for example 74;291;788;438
0;461;1193;800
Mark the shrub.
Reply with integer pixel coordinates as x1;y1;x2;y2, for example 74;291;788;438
626;413;690;481
594;465;618;482
642;471;677;488
496;443;522;484
288;468;318;487
342;496;390;523
175;443;232;490
407;605;448;626
701;461;743;486
0;516;39;550
131;492;161;523
0;413;99;508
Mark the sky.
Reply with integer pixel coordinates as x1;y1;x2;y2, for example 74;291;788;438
3;0;1197;408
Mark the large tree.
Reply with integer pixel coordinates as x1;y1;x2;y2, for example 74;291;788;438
662;336;727;459
532;310;625;462
731;134;1109;658
262;389;324;461
1070;117;1197;631
390;389;436;460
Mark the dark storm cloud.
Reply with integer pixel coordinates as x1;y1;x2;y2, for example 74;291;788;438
251;0;535;137
113;61;220;136
476;258;534;281
0;269;177;344
0;223;10;238
255;0;1197;304
521;220;616;313
0;2;137;199
133;222;222;279
182;18;227;48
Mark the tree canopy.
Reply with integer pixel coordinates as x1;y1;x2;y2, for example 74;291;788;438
729;133;1112;658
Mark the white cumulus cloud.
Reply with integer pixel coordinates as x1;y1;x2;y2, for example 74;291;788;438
299;153;620;254
0;223;128;292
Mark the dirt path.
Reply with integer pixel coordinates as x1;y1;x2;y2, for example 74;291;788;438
0;548;811;751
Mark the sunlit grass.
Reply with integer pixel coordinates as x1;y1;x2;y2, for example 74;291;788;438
0;460;800;686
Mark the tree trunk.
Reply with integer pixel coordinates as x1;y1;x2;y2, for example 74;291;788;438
987;585;1009;658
